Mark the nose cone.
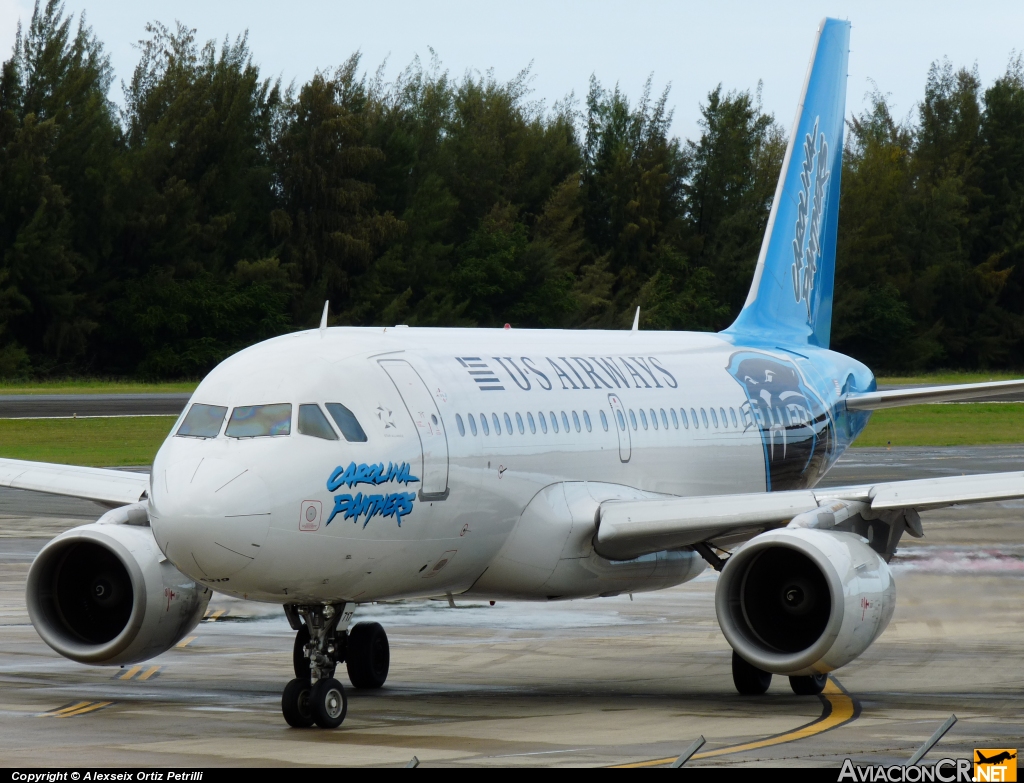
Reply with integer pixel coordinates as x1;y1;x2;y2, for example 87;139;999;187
151;457;272;580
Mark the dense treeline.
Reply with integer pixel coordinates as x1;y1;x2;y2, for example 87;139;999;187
0;2;1021;378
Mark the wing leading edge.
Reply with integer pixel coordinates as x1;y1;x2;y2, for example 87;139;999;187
0;458;149;507
595;471;1024;560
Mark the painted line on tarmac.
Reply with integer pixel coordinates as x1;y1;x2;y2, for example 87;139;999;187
39;701;114;718
613;677;859;768
177;636;197;648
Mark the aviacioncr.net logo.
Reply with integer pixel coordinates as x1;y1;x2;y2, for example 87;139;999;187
838;758;973;782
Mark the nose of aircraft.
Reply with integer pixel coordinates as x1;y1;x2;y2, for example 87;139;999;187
150;457;272;580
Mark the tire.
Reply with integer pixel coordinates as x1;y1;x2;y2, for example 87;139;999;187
281;678;314;728
293;626;310;680
310;677;348;728
346;622;390;689
732;650;772;695
789;673;828;695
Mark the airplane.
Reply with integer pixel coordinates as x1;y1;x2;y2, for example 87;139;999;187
4;17;1024;731
976;752;1017;765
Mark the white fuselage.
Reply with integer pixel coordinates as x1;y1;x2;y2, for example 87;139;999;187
148;326;866;605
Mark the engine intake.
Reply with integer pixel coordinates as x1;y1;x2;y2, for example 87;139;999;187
715;528;895;676
27;520;210;666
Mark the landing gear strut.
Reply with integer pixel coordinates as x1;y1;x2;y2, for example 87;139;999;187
789;672;827;695
282;604;349;728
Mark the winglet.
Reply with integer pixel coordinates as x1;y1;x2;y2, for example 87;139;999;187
631;307;640;332
319;300;329;335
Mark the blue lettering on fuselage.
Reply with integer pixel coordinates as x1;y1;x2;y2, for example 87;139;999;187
456;355;679;392
325;461;420;527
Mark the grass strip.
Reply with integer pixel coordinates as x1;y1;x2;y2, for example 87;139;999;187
855;403;1024;447
0;379;197;395
0;416;176;466
876;371;1023;385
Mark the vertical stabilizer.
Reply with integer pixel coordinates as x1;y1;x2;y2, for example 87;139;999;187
724;18;850;348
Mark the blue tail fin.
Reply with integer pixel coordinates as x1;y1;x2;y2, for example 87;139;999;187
724;18;850;348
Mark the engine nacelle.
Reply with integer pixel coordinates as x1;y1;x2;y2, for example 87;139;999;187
715;528;895;676
26;519;210;665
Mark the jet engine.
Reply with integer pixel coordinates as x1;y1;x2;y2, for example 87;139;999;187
26;508;210;666
715;528;895;676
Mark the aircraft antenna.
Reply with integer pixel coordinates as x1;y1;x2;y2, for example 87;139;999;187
631;307;640;331
319;300;329;336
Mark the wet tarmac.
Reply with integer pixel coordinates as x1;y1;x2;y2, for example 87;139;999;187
0;446;1021;767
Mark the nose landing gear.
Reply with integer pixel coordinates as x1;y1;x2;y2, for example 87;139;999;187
281;604;391;728
282;603;348;728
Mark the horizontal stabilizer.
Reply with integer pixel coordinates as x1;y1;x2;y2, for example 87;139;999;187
845;379;1024;410
0;458;149;506
595;470;1024;560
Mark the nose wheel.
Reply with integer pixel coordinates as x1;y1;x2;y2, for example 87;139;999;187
282;603;349;728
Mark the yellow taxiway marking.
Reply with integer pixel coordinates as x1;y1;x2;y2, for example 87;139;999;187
138;665;161;681
613;678;858;768
57;701;113;718
208;609;226;621
177;636;197;648
119;665;142;680
40;701;90;717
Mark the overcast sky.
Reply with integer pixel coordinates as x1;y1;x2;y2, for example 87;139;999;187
0;0;1021;139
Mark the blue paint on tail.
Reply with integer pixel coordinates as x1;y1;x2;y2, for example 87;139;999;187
724;18;850;349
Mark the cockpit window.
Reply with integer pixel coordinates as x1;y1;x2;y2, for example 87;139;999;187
176;403;227;439
298;404;339;441
226;403;292;438
325;402;367;442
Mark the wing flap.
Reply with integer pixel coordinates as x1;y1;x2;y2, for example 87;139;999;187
595;471;1024;560
595;491;818;560
0;458;149;506
846;379;1024;410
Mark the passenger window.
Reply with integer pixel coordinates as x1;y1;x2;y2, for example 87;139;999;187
539;411;548;433
583;410;592;432
690;408;699;429
504;412;513;435
468;413;478;436
600;410;609;431
719;407;728;428
226;403;292;438
324;403;367;442
639;409;648;430
710;408;719;428
670;408;678;429
176;403;227;439
730;408;739;427
680;408;689;429
455;413;466;437
701;408;709;428
527;412;537;434
550;411;559;433
492;413;502;435
515;412;525;434
480;413;490;435
299;404;339;440
616;410;626;431
572;411;581;432
561;411;570;433
649;408;658;430
629;410;638;430
660;408;669;429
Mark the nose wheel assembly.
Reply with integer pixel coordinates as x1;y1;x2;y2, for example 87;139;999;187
281;603;390;728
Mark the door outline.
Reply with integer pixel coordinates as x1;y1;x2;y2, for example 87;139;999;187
378;359;450;501
607;393;631;463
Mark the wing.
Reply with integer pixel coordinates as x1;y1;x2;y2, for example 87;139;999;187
846;378;1024;410
595;471;1024;560
0;458;149;506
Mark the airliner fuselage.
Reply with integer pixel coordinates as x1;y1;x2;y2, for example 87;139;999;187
148;326;875;605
